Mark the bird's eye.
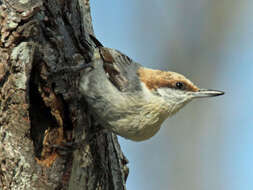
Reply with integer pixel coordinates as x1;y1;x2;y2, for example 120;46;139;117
175;82;184;90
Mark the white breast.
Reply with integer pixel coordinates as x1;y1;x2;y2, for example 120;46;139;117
107;83;169;141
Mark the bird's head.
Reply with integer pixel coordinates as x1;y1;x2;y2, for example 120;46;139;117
138;67;224;116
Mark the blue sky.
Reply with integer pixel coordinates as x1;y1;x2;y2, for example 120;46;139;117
91;1;253;189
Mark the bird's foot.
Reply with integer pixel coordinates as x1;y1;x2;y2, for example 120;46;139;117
51;62;94;75
51;128;107;156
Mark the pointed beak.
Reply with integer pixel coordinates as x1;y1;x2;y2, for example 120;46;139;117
192;89;225;98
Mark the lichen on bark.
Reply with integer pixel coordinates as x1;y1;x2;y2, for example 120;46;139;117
0;0;128;189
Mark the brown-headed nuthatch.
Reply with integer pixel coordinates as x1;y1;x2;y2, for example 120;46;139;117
79;46;224;141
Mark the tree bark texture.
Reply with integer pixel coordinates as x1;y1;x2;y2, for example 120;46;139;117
0;0;128;189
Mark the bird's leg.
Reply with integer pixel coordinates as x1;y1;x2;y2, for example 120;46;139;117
52;127;108;156
50;61;94;76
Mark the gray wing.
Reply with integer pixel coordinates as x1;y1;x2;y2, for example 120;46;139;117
99;47;142;93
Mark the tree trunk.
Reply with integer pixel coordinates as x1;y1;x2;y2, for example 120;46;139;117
0;0;128;189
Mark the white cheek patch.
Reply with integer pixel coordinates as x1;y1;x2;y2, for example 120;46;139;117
156;87;193;115
157;88;181;100
140;82;158;101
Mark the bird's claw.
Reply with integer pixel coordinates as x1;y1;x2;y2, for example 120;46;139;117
49;142;78;156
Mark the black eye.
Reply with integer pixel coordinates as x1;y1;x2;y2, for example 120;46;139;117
175;82;184;90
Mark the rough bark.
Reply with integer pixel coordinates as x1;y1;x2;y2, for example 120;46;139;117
0;0;128;189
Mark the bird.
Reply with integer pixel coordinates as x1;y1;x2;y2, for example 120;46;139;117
78;46;224;141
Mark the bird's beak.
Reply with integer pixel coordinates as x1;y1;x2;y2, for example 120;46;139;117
192;89;225;98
